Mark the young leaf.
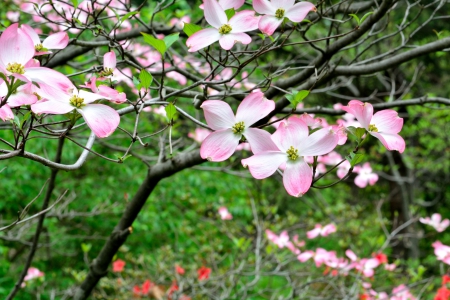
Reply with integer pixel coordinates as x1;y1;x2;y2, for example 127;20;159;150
163;33;180;50
165;103;177;121
359;12;374;24
257;33;266;41
120;11;139;23
183;23;203;37
345;153;364;167
286;90;309;108
71;0;84;8
225;8;235;19
349;14;361;25
139;69;153;89
81;243;92;253
141;32;166;55
355;128;366;140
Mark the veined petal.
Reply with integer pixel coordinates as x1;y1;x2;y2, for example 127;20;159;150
299;127;338;156
78;89;109;104
7;91;38;107
258;15;283;36
25;67;74;92
78;104;120;138
31;100;74;115
201;100;235;130
103;51;116;70
283;160;312;197
0;104;14;121
229;10;259;33
219;0;245;10
341;100;373;129
241;151;286;179
42;31;69;49
273;0;295;9
235;91;274;125
372;109;403;134
244;127;279;154
200;129;240;161
285;2;315;22
272;117;309;151
0;23;35;66
186;28;221;52
253;0;276;14
219;33;252;50
204;0;227;28
370;132;405;153
20;24;41;45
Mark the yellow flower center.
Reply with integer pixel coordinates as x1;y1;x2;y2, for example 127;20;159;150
35;44;44;52
6;62;25;74
69;95;85;108
99;68;114;77
368;124;378;132
286;146;299;161
231;121;245;135
218;24;232;34
33;92;42;100
275;8;285;19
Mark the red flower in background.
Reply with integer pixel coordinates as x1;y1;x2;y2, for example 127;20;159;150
133;279;154;297
443;275;450;285
435;286;450;300
373;253;388;264
197;266;211;281
175;264;185;275
112;259;126;272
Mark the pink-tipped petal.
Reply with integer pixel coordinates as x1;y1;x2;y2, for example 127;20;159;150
272;118;309;151
186;28;221;52
354;174;368;188
370;132;405;153
229;10;260;33
283;160;312;197
219;32;252;50
78;89;108;104
42;31;69;49
0;104;14;121
306;228;321;239
253;0;276;14
342;100;373;129
78;104;120;138
200;129;240;161
219;0;245;10
244;127;279;154
204;0;227;28
20;24;41;45
103;51;116;70
372;110;403;133
235;91;274;126
299;128;339;156
274;0;295;9
285;2;315;22
0;23;35;66
31;100;74;115
7;91;38;107
242;151;286;179
258;15;284;36
201;100;235;130
25;67;74;92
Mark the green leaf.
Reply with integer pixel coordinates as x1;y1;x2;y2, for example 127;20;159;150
12;115;20;128
118;154;132;163
163;33;180;50
345;153;364;167
349;14;360;25
286;90;309;108
81;243;92;253
257;33;266;41
359;12;374;24
165;103;177;121
139;69;153;89
71;0;83;8
141;32;166;55
225;8;235;19
355;128;366;140
21;111;32;129
301;19;312;23
183;23;203;37
120;11;139;23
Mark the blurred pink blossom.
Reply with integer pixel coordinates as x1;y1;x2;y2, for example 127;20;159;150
218;206;233;220
419;213;449;232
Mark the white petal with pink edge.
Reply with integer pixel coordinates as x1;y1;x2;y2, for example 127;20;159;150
77;104;120;138
241;151;286;179
186;28;221;52
372;109;403;133
299;128;338;156
0;105;14;121
0;24;35;66
78;89;109;104
31;100;74;115
244;127;279;154
219;33;252;50
342;100;373;129
285;2;315;22
235;91;274;126
253;0;276;14
43;31;69;49
258;15;284;36
370;132;405;153
283;160;312;197
229;10;260;33
200;129;240;161
219;0;245;10
201;100;235;130
204;0;227;28
20;24;41;45
272;118;309;151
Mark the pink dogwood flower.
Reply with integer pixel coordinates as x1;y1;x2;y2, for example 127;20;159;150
242;117;339;197
306;223;337;239
433;241;450;265
81;77;127;104
253;0;316;36
200;0;245;10
101;51;116;77
218;206;233;220
419;213;450;232
341;100;405;153
353;162;379;188
21;267;44;287
187;0;259;52
20;24;69;56
200;91;276;161
31;83;120;138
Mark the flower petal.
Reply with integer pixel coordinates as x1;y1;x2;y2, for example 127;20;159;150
299;128;339;156
25;67;74;92
272;117;309;151
219;33;252;50
204;0;227;28
244;127;279;154
370;132;405;153
219;0;245;10
103;51;116;70
241;151;286;179
372;109;403;134
78;89;109;104
235;91;274;126
283;160;312;197
285;2;315;22
0;23;35;66
78;104;120;138
253;0;276;14
20;24;41;45
31;100;74;115
341;100;373;129
42;31;69;50
229;10;259;33
201;100;235;130
0;104;14;121
200;129;240;161
186;28;221;52
258;15;284;36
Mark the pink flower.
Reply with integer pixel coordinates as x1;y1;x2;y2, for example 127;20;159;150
242;117;339;197
253;0;316;36
81;77;127;104
391;284;416;300
175;264;185;275
200;0;245;10
384;263;396;271
31;84;120;138
112;259;125;272
133;279;154;296
432;241;450;265
186;0;259;52
101;51;116;77
218;206;233;220
20;24;69;56
188;128;212;143
0;104;14;121
354;162;379;188
197;266;211;280
200;91;276;161
342;100;405;153
306;223;337;239
24;267;44;281
420;213;450;232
